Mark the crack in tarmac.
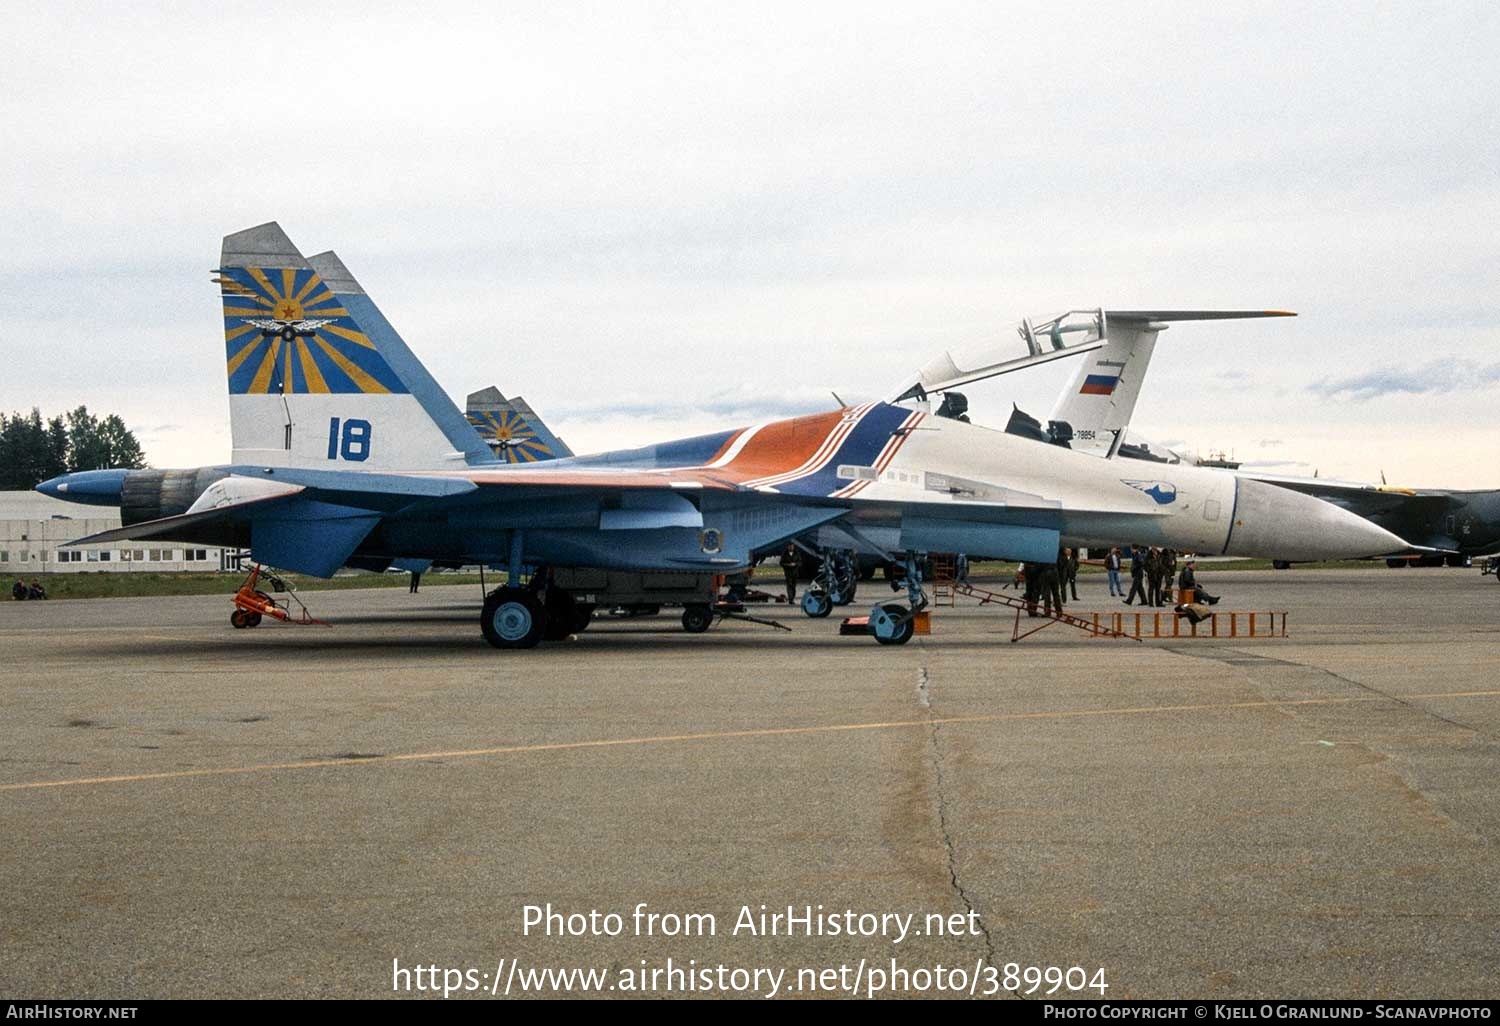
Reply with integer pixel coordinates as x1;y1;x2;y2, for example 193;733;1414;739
917;663;1001;979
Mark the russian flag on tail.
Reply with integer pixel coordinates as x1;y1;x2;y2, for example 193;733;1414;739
1079;373;1120;395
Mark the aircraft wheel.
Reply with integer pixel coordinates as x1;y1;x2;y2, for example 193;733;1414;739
542;588;577;641
681;604;714;634
481;588;546;649
870;603;915;646
833;581;857;605
244;611;262;627
571;603;596;633
1271;560;1290;570
801;591;832;618
230;609;250;629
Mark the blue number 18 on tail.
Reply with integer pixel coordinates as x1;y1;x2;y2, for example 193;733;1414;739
327;418;373;462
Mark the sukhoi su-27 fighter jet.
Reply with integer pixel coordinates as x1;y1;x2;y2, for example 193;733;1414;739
38;223;1407;648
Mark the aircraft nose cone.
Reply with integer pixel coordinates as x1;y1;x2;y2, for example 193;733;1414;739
1227;478;1408;561
34;468;131;507
35;476;67;500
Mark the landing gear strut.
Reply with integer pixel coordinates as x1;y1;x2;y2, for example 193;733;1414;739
800;547;858;618
864;551;927;646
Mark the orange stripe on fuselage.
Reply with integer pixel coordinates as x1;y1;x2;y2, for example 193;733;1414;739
724;408;856;483
454;407;874;493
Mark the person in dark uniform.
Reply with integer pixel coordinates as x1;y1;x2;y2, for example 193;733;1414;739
779;543;800;603
1124;544;1148;605
1178;560;1219;605
1040;551;1065;616
409;570;421;594
1063;547;1080;602
1144;546;1163;607
11;579;27;601
1159;548;1177;606
1020;562;1039;616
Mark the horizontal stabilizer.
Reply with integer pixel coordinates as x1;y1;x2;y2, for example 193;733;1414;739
224;465;479;508
1105;310;1297;323
67;476;306;547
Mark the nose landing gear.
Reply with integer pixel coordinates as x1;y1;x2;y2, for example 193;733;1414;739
842;551;928;646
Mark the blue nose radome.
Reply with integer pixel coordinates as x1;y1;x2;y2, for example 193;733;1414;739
34;468;131;506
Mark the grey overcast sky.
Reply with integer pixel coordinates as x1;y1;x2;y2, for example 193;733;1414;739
2;2;1497;486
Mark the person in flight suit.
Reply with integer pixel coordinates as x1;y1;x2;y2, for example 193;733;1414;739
1040;549;1065;616
1145;546;1164;607
1124;544;1148;605
779;543;800;604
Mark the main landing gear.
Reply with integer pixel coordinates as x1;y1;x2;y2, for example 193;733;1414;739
799;549;858;619
481;586;547;649
479;580;727;647
481;576;601;649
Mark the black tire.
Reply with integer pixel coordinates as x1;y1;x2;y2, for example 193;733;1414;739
833;581;857;606
542;588;577;641
480;587;546;649
1271;560;1290;570
244;611;262;627
681;605;714;633
571;603;596;633
230;609;249;629
873;603;915;646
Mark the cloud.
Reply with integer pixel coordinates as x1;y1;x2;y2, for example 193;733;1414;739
547;385;848;422
1307;359;1500;401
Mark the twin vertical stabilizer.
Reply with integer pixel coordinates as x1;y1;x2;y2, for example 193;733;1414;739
218;222;495;470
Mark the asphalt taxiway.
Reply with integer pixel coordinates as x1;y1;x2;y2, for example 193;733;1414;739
1;569;1497;998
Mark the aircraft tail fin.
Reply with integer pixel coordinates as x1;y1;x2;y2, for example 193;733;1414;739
465;387;573;463
1047;310;1294;458
218;222;496;470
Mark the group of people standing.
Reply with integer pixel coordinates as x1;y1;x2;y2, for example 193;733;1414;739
1113;544;1180;607
1102;545;1218;608
1017;547;1080;617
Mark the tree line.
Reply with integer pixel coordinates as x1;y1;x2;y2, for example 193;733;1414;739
0;407;148;491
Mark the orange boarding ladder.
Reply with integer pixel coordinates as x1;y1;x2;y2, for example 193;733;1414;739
929;553;958;607
951;581;1137;642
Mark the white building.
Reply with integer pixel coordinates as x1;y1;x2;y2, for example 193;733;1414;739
0;491;233;575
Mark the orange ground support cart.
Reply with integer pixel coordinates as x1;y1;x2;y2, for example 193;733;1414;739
230;565;329;628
